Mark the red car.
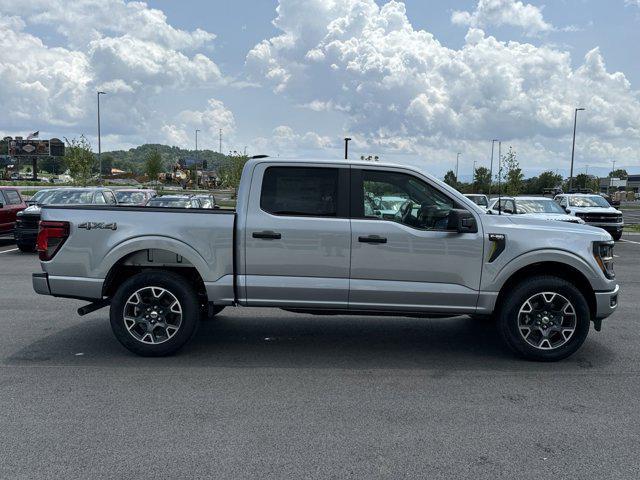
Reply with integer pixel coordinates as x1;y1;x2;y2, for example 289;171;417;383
0;187;27;236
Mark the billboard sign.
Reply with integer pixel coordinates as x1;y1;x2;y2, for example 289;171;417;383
9;139;50;156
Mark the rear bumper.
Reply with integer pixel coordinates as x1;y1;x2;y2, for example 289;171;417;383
594;284;619;320
32;272;104;300
32;273;51;295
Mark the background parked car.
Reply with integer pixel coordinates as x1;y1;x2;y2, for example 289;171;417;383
146;195;202;208
14;187;118;252
0;187;27;237
115;189;157;206
554;193;624;240
25;189;55;206
464;194;489;210
488;196;585;224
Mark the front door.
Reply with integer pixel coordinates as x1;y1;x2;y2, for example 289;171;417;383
349;168;484;313
243;163;351;308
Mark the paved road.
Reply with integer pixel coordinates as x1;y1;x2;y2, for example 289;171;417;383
1;240;639;479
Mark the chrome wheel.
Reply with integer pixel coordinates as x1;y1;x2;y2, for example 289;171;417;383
517;292;577;350
123;286;182;345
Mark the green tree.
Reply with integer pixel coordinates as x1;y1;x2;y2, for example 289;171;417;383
473;166;491;193
443;170;457;188
574;173;599;191
64;136;95;186
609;169;628;179
500;147;524;196
219;154;249;195
100;154;115;175
144;150;164;184
537;170;563;191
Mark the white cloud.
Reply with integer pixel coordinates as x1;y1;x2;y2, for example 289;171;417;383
246;0;640;171
451;0;553;36
161;98;236;149
0;1;226;145
0;14;92;128
252;125;336;155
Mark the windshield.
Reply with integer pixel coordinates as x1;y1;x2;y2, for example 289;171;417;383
31;190;54;203
569;195;610;208
516;199;565;214
147;198;192;208
46;190;96;204
116;191;147;204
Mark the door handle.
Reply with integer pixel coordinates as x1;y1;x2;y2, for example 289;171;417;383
358;235;387;244
252;231;282;240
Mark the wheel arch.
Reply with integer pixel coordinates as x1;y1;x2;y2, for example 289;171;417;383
494;261;597;320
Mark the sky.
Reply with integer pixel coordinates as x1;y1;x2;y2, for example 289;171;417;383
1;0;639;180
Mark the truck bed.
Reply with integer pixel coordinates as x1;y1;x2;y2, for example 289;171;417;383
38;205;236;302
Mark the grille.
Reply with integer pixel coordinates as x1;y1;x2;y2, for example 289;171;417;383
17;216;40;230
578;213;621;223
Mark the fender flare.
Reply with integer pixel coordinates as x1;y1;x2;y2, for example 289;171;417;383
101;235;213;282
487;248;602;292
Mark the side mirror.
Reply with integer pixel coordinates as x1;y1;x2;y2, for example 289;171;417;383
563;207;569;213
447;209;478;233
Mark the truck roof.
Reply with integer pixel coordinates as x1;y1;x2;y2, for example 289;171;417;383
248;157;410;170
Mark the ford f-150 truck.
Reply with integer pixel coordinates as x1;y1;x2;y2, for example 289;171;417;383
32;158;619;361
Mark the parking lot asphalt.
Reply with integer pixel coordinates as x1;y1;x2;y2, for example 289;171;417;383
1;238;639;479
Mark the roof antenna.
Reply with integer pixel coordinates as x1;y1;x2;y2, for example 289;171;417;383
498;141;502;215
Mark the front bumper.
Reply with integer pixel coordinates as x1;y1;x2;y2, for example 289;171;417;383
14;227;38;244
586;222;624;232
594;284;619;320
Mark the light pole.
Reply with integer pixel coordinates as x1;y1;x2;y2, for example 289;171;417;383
97;91;106;183
195;129;200;187
344;137;352;160
472;160;477;193
568;107;585;192
455;152;461;188
498;141;502;213
489;139;498;196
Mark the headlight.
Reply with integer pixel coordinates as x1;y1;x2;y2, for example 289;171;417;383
593;241;615;279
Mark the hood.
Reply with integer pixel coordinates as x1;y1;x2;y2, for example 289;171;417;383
521;213;584;223
18;205;42;216
566;205;620;214
484;213;611;240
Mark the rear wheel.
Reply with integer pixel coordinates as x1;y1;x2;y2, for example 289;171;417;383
110;271;200;356
497;276;590;361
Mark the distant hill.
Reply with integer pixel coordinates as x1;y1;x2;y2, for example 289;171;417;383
102;144;232;174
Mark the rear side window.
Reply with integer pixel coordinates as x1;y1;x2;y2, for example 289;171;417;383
261;167;339;217
0;192;5;205
4;190;22;204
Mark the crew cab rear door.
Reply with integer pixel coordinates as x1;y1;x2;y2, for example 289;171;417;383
349;167;483;314
243;163;351;307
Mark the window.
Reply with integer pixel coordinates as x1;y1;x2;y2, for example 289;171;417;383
4;190;21;205
0;192;6;205
103;191;117;205
94;192;106;204
496;199;515;213
359;170;457;230
261;167;339;217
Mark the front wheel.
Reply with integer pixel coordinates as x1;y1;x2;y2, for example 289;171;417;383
497;276;590;361
611;230;623;241
110;271;200;356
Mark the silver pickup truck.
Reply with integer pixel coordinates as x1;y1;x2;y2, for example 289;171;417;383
32;158;619;361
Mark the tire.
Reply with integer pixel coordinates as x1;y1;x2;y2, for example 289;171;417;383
16;241;35;252
611;230;623;241
110;270;200;356
202;304;225;321
497;276;590;362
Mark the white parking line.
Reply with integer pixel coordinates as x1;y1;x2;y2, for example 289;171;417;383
0;248;19;254
620;238;640;245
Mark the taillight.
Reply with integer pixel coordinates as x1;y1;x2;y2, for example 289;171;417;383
37;221;70;261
